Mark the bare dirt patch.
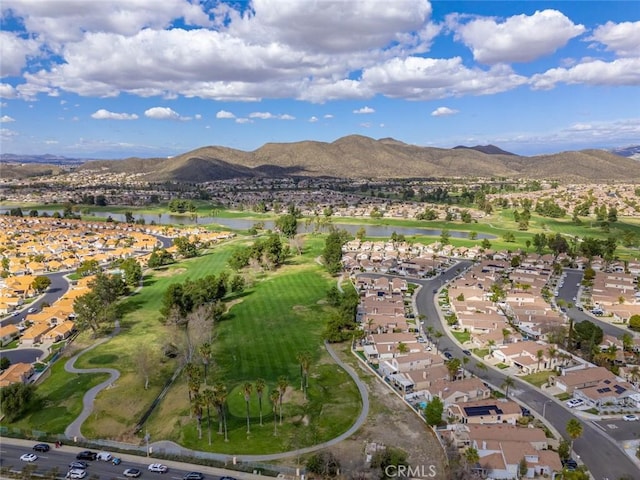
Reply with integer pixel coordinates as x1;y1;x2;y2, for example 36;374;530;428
155;267;187;277
292;345;449;479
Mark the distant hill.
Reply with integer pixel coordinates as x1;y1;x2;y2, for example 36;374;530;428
22;135;640;182
453;144;516;156
0;153;88;165
610;145;640;160
0;162;65;179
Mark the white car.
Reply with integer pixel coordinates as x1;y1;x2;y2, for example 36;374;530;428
566;399;584;408
67;469;87;479
623;414;638;422
20;453;38;462
96;452;112;461
148;464;168;473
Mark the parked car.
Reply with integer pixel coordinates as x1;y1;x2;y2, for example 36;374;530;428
67;469;87;479
76;451;97;461
148;464;168;473
565;399;584;408
623;414;638;422
443;351;453;360
462;349;472;356
33;443;50;452
123;469;142;478
27;307;37;314
20;453;38;462
183;472;204;480
112;457;122;465
69;462;88;470
562;459;578;471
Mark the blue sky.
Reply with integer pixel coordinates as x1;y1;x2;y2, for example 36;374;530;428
1;0;639;158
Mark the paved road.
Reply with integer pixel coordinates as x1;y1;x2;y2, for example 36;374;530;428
559;269;638;339
410;261;640;480
0;272;70;328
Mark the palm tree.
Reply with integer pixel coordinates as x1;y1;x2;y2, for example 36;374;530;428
183;362;200;403
433;330;443;354
566;418;583;452
367;318;375;335
198;342;212;384
202;388;216;445
547;346;558;370
502;328;511;345
621;333;633;352
501;376;515;398
487;339;496;352
628;365;640;386
536;349;545;372
213;382;228;441
277;376;288;425
255;378;266;426
270;389;280;436
296;351;311;398
396;342;409;355
242;382;253;434
191;391;204;440
446;358;461;382
465;447;480;467
461;355;469;378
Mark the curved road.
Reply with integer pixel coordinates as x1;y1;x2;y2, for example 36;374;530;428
410;261;639;480
64;322;121;440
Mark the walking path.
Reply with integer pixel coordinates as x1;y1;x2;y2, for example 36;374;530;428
64;321;121;440
63;327;369;461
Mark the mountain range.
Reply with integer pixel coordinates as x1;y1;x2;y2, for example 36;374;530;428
3;136;640;182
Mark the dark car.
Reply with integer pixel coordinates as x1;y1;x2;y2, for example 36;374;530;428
462;349;472;356
220;477;237;480
562;459;578;471
520;407;532;417
33;443;50;452
183;473;204;480
69;461;88;470
443;351;453;360
76;451;97;461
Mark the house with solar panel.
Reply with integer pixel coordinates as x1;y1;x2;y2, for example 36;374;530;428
447;398;523;425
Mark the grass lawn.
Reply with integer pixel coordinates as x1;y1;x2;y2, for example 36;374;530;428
521;371;553;388
496;363;509;370
0;360;109;434
28;234;361;453
452;331;471;344
472;348;490;358
555;392;572;401
145;242;361;453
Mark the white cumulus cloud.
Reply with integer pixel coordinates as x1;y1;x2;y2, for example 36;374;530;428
451;10;585;64
249;112;295;120
531;57;640;90
1;115;16;122
431;107;458;117
216;110;236;119
91;109;138;120
144;106;189;120
0;31;41;77
587;21;640;57
353;106;375;114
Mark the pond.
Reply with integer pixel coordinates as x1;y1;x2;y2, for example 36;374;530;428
3;209;496;239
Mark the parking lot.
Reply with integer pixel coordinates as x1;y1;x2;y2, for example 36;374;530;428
594;419;640;441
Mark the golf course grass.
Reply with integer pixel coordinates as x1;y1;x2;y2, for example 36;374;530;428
15;234;361;454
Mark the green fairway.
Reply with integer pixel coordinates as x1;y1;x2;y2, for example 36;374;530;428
19;235;361;453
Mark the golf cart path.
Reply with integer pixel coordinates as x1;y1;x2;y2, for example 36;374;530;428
64;321;121;440
148;341;370;461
